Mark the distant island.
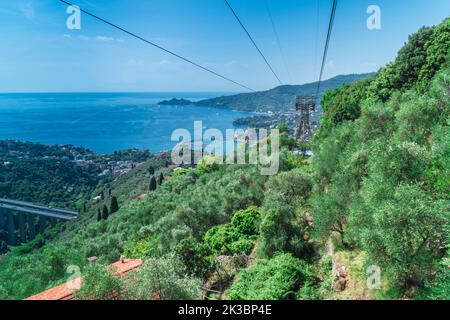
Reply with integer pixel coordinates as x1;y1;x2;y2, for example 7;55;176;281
157;98;194;106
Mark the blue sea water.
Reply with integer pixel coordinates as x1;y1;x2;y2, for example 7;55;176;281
0;92;248;154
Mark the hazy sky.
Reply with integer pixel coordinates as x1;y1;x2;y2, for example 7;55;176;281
1;0;449;92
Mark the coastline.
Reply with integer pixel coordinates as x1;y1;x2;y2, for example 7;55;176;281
0;93;249;154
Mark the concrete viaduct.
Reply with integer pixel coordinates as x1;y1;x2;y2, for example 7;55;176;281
0;198;77;246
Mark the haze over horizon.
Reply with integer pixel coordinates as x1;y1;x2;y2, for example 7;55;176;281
1;0;449;92
0;72;372;94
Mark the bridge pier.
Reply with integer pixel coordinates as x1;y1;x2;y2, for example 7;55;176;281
18;212;27;244
50;218;57;227
38;216;47;234
0;198;78;245
7;211;16;246
27;214;36;241
0;207;4;230
0;207;5;243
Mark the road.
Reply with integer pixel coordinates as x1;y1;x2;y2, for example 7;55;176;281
0;198;78;220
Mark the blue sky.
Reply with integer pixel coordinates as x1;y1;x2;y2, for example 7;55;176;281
0;0;449;92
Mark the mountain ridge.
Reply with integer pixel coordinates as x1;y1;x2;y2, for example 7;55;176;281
194;73;375;113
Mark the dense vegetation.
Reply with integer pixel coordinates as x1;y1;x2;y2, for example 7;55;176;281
0;18;448;300
312;17;449;297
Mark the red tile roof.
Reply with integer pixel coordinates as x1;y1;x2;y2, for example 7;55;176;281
25;259;143;300
110;259;143;276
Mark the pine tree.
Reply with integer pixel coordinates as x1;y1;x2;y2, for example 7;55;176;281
102;205;109;220
149;176;157;191
158;172;164;185
97;208;102;222
148;166;155;175
110;196;119;214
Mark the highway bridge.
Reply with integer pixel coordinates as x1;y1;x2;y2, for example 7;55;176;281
0;198;78;246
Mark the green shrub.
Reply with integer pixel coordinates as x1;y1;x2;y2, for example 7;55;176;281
123;256;202;300
172;168;191;178
350;183;448;290
230;207;261;237
259;170;313;258
418;18;450;90
203;207;261;256
426;124;450;197
75;264;123;300
228;254;315;300
196;156;220;174
123;239;151;259
316;79;370;139
421;257;450;300
229;238;255;255
174;237;216;280
204;225;236;255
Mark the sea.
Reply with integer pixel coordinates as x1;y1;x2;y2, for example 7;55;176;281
0;92;249;154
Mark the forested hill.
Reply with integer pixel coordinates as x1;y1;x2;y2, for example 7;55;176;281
195;73;374;112
310;17;450;298
0;141;154;210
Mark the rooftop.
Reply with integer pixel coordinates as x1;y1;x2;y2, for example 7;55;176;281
25;259;143;300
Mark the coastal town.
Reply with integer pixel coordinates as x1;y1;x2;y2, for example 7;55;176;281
0;140;151;178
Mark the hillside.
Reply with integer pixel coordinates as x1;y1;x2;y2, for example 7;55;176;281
310;17;450;299
0;17;449;301
0;141;153;210
195;73;374;113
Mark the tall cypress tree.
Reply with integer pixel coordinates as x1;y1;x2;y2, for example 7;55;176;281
148;166;155;175
97;208;102;222
149;176;157;191
102;205;109;220
158;172;164;185
110;196;119;214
